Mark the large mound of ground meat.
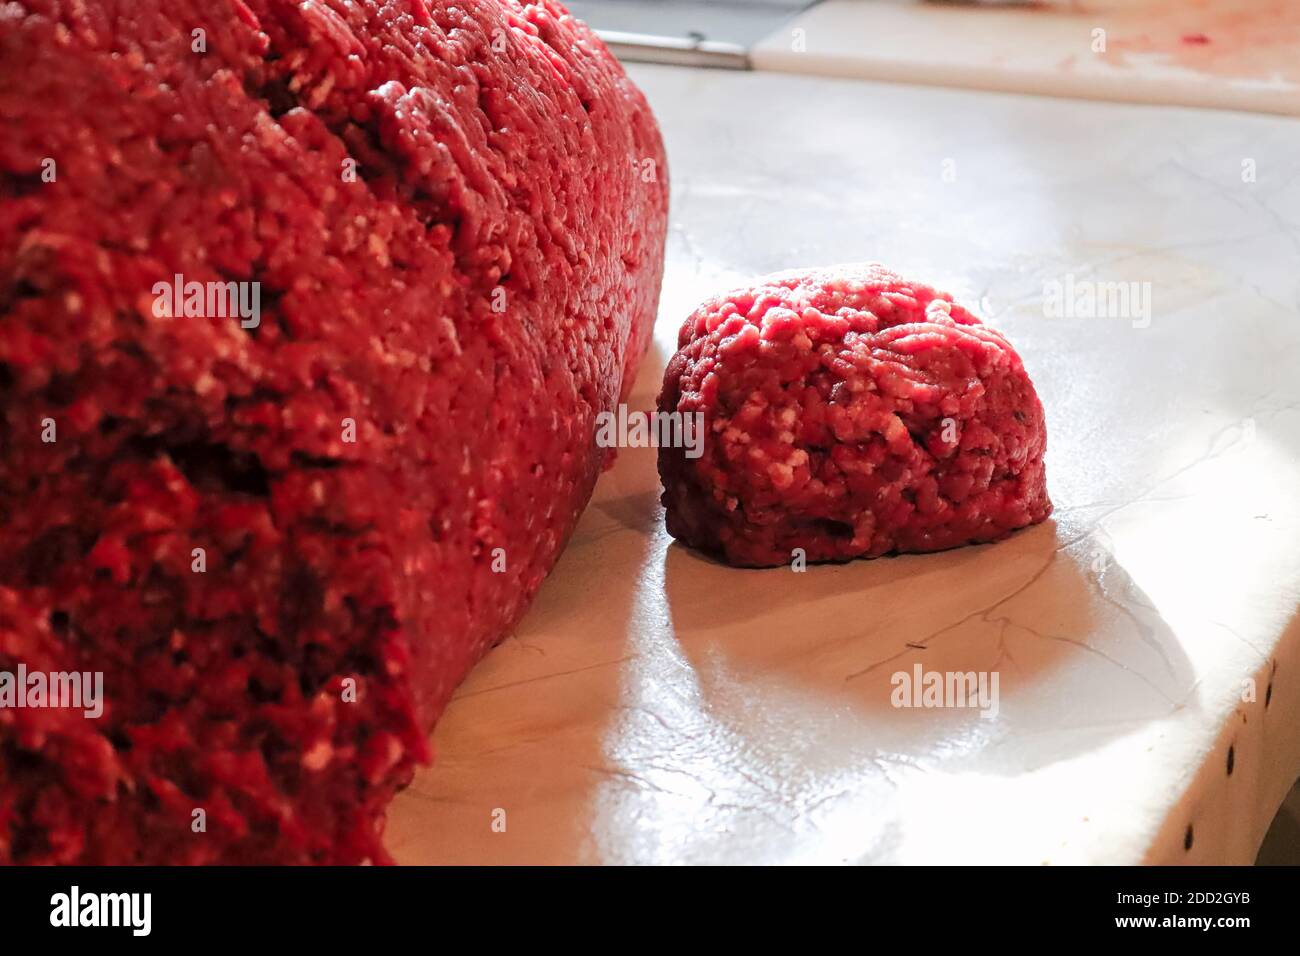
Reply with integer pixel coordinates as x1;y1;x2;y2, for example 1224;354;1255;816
658;265;1050;568
0;0;666;863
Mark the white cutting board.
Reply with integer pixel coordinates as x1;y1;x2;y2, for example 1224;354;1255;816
385;64;1300;865
753;0;1300;116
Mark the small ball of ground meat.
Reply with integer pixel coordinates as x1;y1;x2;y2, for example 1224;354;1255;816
657;264;1052;568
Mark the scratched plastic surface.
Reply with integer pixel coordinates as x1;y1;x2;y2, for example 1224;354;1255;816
753;0;1300;117
388;65;1300;865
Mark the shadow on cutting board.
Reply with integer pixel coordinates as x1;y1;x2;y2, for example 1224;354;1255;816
661;514;1198;777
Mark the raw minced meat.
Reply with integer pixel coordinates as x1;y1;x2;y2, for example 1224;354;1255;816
0;0;666;863
658;265;1050;568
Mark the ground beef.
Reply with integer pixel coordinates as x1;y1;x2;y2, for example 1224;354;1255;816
658;265;1050;568
0;0;666;864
